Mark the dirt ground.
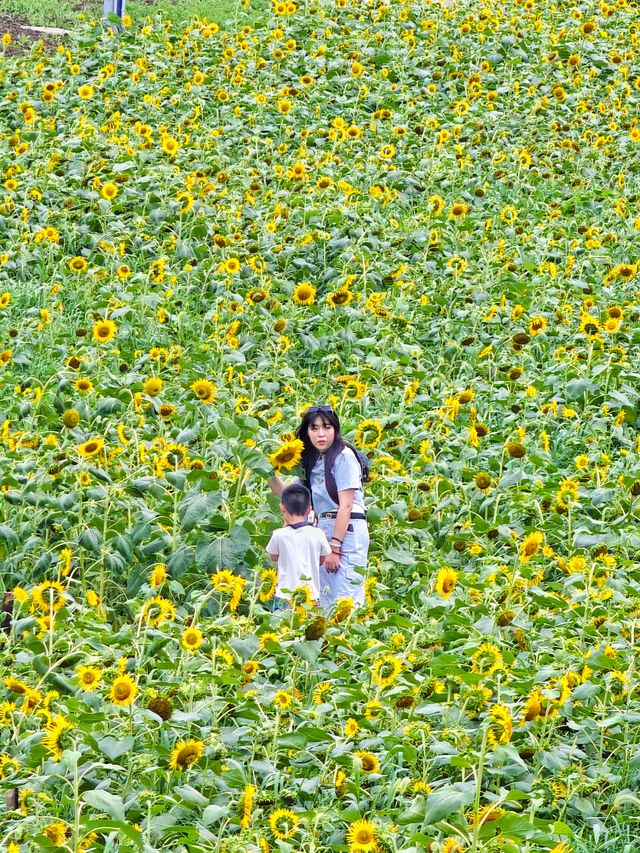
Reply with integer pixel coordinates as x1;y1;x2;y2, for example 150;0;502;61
0;13;70;54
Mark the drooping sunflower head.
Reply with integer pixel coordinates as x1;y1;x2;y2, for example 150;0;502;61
353;750;380;774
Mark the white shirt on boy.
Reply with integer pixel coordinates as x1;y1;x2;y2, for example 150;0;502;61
266;524;332;601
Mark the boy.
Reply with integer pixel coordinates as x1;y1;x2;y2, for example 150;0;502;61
266;483;331;606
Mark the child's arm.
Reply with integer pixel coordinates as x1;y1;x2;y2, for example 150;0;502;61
266;530;280;563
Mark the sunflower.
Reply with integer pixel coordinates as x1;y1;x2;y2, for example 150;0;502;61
247;288;269;305
181;626;203;652
259;568;278;602
62;408;80;428
31;580;67;614
486;703;513;746
354;419;383;450
190;378;216;404
110;674;137;707
150;563;167;588
242;660;259;681
161;135;180;156
442;840;466;853
42;714;74;760
170;739;205;771
224;257;241;274
77;437;105;458
346;819;377;853
77;84;94;99
344;718;359;737
449;201;470;219
240;783;256;829
143;377;163;397
101;182;118;201
331;597;355;624
268;437;304;471
353;751;380;773
44;822;70;845
274;690;293;710
158;404;176;419
141;596;176;627
68;256;88;273
268;808;300;840
327;288;353;307
471;642;504;676
74;377;94;394
371;653;403;688
292;282;316;305
76;665;102;691
519;531;544;562
435;566;458;599
92;319;117;342
528;316;547;336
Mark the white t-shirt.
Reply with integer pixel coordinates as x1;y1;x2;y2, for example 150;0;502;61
266;524;332;601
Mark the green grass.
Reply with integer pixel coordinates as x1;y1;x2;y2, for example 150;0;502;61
0;0;255;29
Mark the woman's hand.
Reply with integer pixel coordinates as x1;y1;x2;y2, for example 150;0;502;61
324;551;341;573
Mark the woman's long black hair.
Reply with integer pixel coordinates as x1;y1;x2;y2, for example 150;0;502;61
295;407;345;482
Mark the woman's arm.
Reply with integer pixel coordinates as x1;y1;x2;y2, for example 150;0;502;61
323;488;355;573
267;474;286;497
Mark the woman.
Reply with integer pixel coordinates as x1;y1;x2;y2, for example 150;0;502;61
268;406;369;610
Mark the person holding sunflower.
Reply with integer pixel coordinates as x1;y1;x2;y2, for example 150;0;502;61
268;406;369;610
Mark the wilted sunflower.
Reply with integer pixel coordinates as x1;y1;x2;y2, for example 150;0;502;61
170;739;205;771
268;437;304;470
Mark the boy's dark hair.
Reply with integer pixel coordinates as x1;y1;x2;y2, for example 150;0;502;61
281;483;312;517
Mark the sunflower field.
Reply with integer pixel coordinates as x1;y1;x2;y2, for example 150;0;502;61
2;0;640;850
